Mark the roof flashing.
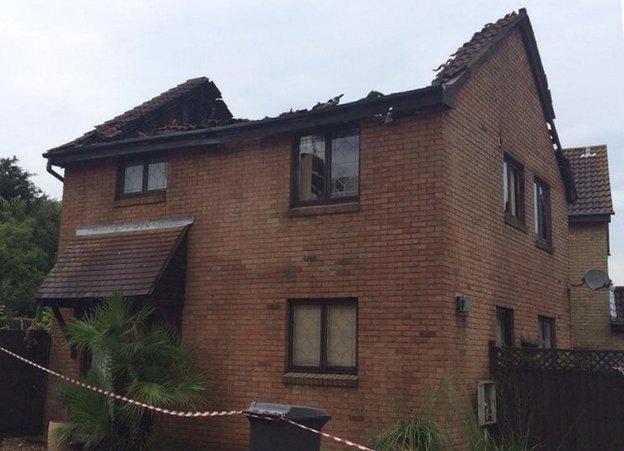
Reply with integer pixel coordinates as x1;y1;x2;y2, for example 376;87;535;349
75;217;194;236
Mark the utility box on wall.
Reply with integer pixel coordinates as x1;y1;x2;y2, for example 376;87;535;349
477;380;497;426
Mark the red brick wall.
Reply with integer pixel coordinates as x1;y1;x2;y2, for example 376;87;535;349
43;29;571;449
45;112;454;449
441;28;571;429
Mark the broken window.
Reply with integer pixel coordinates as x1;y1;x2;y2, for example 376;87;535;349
295;128;359;204
288;299;357;373
119;160;167;196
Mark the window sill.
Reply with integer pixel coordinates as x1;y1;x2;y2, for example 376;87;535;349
287;202;360;218
535;237;554;254
611;321;624;333
504;213;527;233
283;372;358;388
115;191;166;208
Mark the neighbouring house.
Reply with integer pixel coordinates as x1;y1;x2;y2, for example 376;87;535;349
564;145;618;349
38;9;577;448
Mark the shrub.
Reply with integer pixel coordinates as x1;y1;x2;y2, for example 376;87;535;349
372;414;444;451
55;294;205;450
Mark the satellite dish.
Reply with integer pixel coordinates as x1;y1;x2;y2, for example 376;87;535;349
583;269;612;291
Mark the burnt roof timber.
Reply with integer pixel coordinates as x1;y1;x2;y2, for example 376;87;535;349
46;85;449;165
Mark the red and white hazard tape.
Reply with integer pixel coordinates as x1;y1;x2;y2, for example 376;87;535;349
0;345;242;418
0;344;375;450
282;418;375;451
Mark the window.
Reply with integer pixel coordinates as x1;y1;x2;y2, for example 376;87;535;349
495;307;514;347
538;316;555;349
293;128;359;205
502;155;525;225
118;160;167;196
288;299;357;373
533;178;551;244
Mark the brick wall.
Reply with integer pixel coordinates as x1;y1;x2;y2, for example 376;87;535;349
441;28;571;432
568;222;622;349
45;112;455;449
43;29;571;450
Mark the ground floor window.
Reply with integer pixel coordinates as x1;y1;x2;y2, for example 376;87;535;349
288;298;357;373
539;315;555;349
495;306;514;347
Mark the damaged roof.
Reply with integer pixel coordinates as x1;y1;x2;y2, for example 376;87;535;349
434;11;523;85
50;77;233;152
43;9;575;202
563;145;614;218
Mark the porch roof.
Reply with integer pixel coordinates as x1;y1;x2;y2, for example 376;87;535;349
37;217;192;307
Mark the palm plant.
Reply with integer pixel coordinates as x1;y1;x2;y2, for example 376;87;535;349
54;293;205;450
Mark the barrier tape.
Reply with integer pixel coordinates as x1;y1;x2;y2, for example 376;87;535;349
0;345;242;418
282;418;375;451
0;344;375;450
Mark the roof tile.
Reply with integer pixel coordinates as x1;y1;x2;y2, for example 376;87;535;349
563;145;614;216
37;225;188;301
433;11;522;85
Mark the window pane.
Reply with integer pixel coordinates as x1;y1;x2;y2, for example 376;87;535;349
496;308;512;347
540;319;553;349
327;303;356;368
509;167;517;216
298;135;326;201
331;133;359;198
147;162;167;191
123;164;143;194
503;161;509;210
534;182;540;234
292;304;321;367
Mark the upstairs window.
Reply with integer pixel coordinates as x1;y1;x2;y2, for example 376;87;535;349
538;316;555;349
293;128;359;205
119;160;167;196
502;155;525;226
533;178;552;244
495;307;514;347
288;299;357;374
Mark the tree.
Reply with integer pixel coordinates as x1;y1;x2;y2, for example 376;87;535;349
0;157;60;317
55;294;205;450
0;156;41;209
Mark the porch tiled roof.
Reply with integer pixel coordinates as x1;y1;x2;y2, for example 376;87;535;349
37;223;188;303
563;145;613;217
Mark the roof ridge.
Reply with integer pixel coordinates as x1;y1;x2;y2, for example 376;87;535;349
433;10;524;85
52;77;227;150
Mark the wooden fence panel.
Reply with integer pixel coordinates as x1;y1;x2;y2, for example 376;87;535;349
492;346;624;451
0;330;50;436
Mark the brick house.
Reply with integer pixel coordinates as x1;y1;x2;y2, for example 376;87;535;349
38;9;577;448
564;145;618;349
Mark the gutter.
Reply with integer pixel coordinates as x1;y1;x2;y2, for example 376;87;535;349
46;161;65;183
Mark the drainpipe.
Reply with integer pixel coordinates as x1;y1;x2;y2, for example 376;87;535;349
46;161;65;183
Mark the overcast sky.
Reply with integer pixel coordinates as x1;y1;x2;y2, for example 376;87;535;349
2;0;623;283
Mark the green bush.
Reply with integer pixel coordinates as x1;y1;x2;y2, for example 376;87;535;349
55;294;206;450
372;414;443;451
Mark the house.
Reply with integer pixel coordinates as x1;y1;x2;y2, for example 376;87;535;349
563;145;618;348
38;9;577;448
